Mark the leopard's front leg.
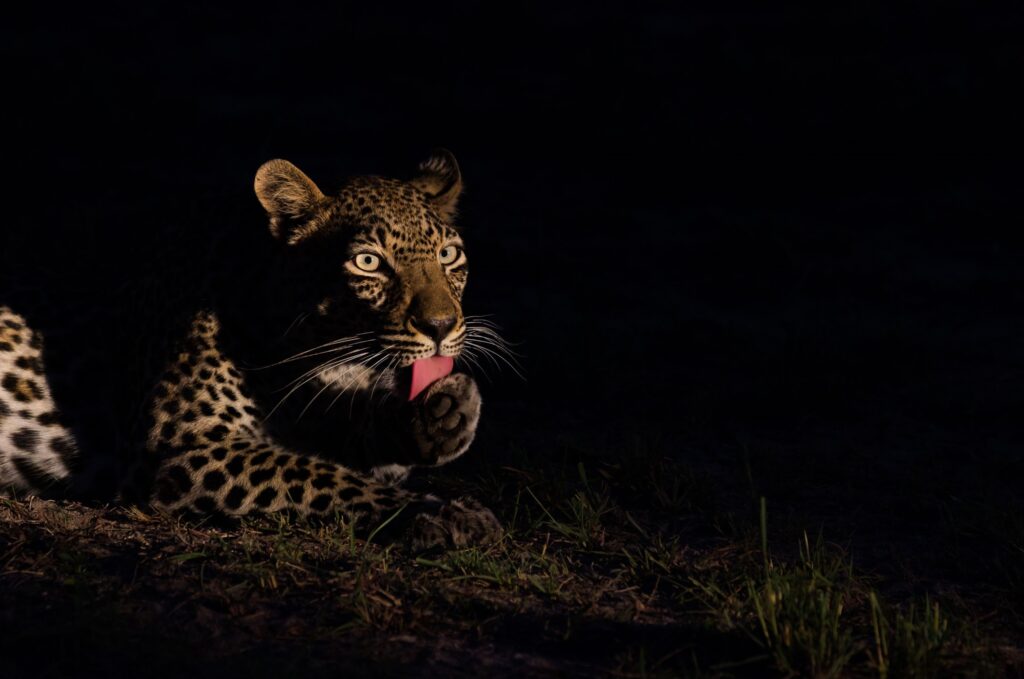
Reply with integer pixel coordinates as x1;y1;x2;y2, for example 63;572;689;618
152;436;402;520
151;436;501;550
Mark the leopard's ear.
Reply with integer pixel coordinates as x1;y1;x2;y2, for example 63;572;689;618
410;149;462;221
254;159;326;241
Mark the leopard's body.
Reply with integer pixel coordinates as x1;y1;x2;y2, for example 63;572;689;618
0;151;501;550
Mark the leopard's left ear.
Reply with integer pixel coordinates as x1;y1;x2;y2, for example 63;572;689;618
411;148;462;221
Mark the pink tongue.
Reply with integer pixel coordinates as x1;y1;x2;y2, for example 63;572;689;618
408;356;454;401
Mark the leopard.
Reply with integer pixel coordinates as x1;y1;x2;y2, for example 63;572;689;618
0;150;503;551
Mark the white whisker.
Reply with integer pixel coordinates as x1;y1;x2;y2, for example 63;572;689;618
457;345;492;382
462;320;525;381
249;333;375;370
263;348;375;421
275;349;372;392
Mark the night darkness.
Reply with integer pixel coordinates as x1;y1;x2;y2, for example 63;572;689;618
2;3;1023;676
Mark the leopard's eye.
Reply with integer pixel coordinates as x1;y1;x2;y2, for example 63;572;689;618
439;245;461;266
353;253;381;272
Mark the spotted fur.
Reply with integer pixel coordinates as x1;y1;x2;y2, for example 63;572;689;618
0;310;79;494
0;150;501;550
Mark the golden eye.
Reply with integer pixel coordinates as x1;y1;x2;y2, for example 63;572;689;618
439;245;461;265
353;253;381;272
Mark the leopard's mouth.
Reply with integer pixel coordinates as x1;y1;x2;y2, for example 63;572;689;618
393;356;454;401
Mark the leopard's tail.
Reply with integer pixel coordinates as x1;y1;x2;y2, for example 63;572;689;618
0;306;79;496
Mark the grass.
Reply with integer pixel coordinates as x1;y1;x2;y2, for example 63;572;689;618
679;498;1007;678
746;532;860;677
870;593;951;679
1;439;1023;677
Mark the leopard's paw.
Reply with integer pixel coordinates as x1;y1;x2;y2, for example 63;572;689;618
409;496;503;552
411;373;481;465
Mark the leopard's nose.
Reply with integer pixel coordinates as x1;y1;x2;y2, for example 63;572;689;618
411;315;456;344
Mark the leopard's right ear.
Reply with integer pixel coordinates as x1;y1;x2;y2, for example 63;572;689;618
254;159;326;242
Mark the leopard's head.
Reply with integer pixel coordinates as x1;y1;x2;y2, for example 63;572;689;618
253;150;474;393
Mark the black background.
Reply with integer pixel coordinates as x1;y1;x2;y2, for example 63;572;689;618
1;3;1021;530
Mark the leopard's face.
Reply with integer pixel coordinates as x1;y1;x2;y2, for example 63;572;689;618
335;177;468;367
254;151;470;387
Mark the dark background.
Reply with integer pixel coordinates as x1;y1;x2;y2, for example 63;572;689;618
1;2;1021;563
